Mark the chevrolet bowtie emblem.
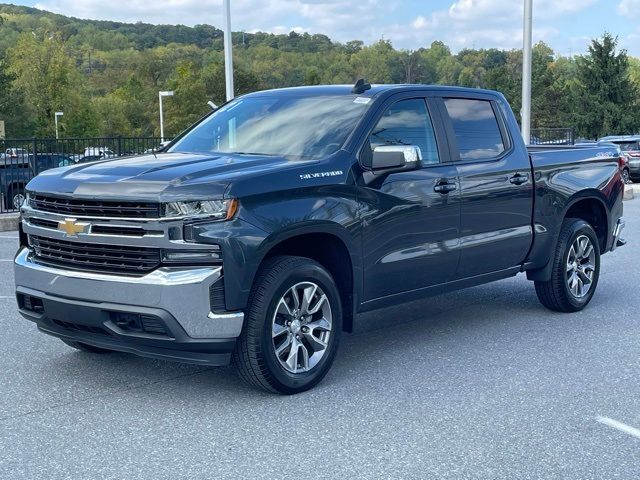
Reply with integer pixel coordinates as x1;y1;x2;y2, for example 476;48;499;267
57;218;90;237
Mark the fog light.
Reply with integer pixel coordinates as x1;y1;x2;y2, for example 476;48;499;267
162;249;221;263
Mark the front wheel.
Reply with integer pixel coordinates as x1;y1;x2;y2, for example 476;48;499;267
233;256;342;394
535;218;600;312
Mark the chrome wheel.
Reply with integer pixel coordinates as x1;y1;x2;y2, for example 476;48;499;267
566;235;596;298
622;169;631;184
272;281;332;374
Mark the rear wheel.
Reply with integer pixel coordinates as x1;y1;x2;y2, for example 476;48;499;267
622;168;631;184
233;256;342;394
61;339;113;354
535;218;600;312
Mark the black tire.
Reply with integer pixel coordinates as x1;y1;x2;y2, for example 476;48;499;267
233;255;342;394
535;218;600;313
61;339;113;354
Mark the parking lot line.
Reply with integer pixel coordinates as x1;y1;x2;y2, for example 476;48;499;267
596;416;640;440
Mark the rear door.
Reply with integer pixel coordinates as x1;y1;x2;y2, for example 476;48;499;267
439;95;533;278
359;94;461;301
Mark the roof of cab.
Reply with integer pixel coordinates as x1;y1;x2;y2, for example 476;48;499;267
244;84;501;99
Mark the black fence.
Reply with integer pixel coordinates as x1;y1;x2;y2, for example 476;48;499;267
530;128;575;146
0;137;162;214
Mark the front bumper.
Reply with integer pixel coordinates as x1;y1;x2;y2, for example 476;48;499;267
14;248;243;366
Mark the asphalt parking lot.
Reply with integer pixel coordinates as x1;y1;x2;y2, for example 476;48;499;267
1;202;639;480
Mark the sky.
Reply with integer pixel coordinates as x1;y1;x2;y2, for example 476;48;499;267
14;0;640;56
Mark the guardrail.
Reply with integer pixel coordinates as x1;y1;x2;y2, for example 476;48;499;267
0;137;162;214
530;128;575;146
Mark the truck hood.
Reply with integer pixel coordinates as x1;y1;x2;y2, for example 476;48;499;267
27;152;310;201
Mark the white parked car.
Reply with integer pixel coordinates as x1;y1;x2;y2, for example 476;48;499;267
83;147;116;158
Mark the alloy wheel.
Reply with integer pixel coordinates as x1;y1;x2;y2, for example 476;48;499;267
271;281;332;374
566;235;596;298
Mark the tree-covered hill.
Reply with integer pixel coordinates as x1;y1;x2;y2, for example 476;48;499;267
0;3;638;139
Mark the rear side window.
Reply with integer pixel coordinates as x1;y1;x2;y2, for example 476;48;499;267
369;98;439;165
444;98;506;161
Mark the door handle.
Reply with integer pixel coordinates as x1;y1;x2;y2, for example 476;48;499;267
434;181;457;194
509;173;530;185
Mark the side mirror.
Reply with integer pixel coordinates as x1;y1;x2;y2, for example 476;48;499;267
371;145;422;173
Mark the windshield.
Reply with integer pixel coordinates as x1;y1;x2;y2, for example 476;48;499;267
613;141;640;152
169;95;370;160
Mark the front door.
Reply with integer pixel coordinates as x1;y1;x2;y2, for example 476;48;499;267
359;96;461;301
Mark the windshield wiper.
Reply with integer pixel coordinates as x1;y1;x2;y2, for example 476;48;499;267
231;152;278;157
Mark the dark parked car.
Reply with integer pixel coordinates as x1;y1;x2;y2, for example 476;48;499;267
15;83;625;394
1;153;73;210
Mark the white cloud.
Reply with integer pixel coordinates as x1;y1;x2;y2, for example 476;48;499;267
32;0;598;52
380;0;595;51
618;0;640;17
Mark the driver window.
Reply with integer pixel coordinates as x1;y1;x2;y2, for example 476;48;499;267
369;98;439;165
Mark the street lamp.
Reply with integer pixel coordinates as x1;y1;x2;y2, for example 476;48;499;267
159;90;174;142
223;0;234;101
521;0;533;144
54;111;64;140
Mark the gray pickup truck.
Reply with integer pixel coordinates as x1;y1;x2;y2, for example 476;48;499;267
15;83;625;394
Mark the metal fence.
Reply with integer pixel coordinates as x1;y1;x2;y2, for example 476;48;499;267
530;128;575;146
0;137;162;214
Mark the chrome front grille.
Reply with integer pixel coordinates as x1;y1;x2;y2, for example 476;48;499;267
21;192;221;277
29;194;160;219
29;235;161;275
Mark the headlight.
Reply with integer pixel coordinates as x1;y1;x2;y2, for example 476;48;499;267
162;199;238;220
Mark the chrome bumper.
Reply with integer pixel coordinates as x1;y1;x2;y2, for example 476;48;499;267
14;248;244;339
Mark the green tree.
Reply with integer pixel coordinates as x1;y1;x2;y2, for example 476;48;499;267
7;31;96;136
350;40;397;83
571;33;639;138
0;56;33;136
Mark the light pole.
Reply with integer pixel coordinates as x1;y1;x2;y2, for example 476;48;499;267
521;0;533;144
54;111;64;140
223;0;234;101
159;90;174;142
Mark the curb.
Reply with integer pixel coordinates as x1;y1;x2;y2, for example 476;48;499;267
625;184;640;201
0;213;20;232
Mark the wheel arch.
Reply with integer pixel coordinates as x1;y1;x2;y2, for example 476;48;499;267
527;193;609;282
252;224;360;333
562;194;609;253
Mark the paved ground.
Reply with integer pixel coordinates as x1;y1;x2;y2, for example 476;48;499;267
1;203;639;480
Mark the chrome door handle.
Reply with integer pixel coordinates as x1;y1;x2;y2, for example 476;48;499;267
434;181;457;194
509;173;530;185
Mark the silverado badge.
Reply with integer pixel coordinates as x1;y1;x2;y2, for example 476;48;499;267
57;218;90;237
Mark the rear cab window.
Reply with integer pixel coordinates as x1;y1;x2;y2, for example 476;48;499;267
443;98;507;161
